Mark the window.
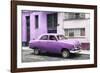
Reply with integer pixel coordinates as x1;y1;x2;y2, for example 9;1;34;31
64;28;85;37
57;35;67;40
69;32;74;37
80;28;85;36
49;35;57;40
35;15;38;29
79;13;85;19
75;13;80;19
40;35;48;40
64;12;85;20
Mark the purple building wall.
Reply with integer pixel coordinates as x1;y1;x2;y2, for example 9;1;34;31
22;12;30;43
22;11;54;46
30;12;47;40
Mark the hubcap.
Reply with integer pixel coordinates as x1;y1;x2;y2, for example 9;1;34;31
62;50;69;58
34;49;39;55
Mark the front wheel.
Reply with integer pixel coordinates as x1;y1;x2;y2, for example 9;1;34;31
61;50;70;58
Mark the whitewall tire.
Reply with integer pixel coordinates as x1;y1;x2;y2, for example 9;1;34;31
62;50;70;58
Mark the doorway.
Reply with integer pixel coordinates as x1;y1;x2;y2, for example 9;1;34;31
26;16;30;46
47;13;57;33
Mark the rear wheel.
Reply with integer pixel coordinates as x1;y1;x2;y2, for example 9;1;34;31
61;50;70;58
33;48;40;55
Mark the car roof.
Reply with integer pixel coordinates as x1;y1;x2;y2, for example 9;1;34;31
37;33;63;39
40;33;63;36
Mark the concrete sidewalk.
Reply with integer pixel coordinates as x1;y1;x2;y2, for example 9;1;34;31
22;47;90;54
79;50;90;54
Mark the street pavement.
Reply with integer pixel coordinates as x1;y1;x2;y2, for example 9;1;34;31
22;47;90;62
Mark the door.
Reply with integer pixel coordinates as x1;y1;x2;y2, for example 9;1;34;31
47;13;57;33
39;35;49;52
47;35;60;53
26;16;30;46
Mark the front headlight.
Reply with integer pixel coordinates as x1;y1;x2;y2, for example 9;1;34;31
74;45;77;49
74;44;81;50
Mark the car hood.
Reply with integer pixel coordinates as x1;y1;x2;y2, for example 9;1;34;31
58;39;80;46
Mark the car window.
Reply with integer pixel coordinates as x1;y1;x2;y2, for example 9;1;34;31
57;35;67;40
40;35;48;40
49;35;57;40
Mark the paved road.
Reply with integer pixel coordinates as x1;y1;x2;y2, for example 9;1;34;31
22;49;90;62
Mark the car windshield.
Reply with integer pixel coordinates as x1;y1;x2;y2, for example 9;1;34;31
57;35;67;40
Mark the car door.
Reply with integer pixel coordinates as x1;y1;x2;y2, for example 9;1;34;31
47;35;60;53
39;35;49;52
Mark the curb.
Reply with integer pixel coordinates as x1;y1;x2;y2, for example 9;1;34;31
79;50;90;54
22;47;90;54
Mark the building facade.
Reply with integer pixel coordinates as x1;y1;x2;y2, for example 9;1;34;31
22;11;90;50
58;13;90;50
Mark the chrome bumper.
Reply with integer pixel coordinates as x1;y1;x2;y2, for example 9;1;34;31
70;50;81;53
70;48;81;53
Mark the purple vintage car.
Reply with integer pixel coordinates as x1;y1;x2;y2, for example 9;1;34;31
29;34;81;58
